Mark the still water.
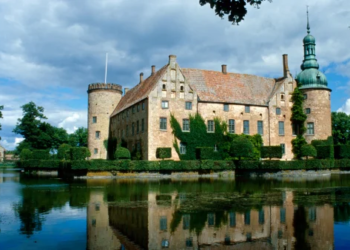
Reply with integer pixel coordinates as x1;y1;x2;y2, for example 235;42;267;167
1;169;350;250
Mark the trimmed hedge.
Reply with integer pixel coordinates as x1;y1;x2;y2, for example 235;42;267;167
57;144;72;160
156;148;172;159
316;146;332;159
32;150;50;160
20;149;32;160
261;146;282;159
335;145;350;159
196;147;222;160
301;145;317;158
115;147;131;160
70;147;91;160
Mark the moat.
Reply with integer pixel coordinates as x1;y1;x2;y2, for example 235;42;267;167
1;168;350;249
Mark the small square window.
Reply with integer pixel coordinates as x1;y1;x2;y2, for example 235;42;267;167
276;108;281;115
161;101;169;109
305;108;311;114
160;217;167;231
94;148;98;154
92;116;97;123
185;101;192;110
223;104;229;112
161;239;169;248
245;106;250;113
162;84;167;90
95;131;100;139
185;237;193;247
304;94;308;100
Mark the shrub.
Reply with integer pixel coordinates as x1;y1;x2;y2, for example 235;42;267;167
156;148;172;159
261;146;282;159
159;160;180;171
20;160;60;169
20;149;32;160
32;150;50;160
230;137;254;160
235;160;260;170
301;145;317;159
196;147;222;160
57;144;72;160
334;145;350;159
201;160;235;170
70;147;91;160
315;145;332;159
115;147;131;160
335;159;350;169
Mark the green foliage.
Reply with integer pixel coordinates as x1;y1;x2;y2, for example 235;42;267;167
301;144;317;159
332;112;350;145
156;148;172;159
31;150;50;160
199;0;270;25
0;105;3;140
20;149;32;160
115;147;131;160
334;145;350;159
103;137;118;160
196;147;222;160
335;159;350;169
68;127;88;147
261;146;282;159
291;87;307;159
70;147;90;160
19;160;60;169
230;136;254;160
57;144;72;160
315;146;332;159
170;114;226;160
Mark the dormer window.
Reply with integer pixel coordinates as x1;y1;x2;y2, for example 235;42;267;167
281;94;285;101
162;84;166;90
180;85;184;92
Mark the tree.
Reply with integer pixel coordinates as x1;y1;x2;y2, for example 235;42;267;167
68;127;88;147
301;144;317;160
0;105;3;140
115;147;131;160
332;112;350;145
230;136;254;160
291;87;307;159
199;0;271;25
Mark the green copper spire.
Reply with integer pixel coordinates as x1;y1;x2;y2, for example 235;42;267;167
296;8;329;90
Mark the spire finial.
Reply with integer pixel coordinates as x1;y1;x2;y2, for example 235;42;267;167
307;6;310;34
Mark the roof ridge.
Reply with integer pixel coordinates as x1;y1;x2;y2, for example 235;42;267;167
182;68;276;80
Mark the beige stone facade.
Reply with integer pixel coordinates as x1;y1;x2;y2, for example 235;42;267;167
0;144;5;162
88;54;331;161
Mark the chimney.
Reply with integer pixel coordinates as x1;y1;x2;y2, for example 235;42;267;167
151;65;156;75
283;54;289;78
169;55;177;69
124;88;129;95
222;65;227;74
140;72;144;83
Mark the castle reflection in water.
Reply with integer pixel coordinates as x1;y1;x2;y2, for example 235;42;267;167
87;182;334;250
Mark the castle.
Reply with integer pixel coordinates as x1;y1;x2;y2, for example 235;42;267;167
87;18;332;161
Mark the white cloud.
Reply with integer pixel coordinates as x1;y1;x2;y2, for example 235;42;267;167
0;138;24;150
55;112;87;134
338;99;350;114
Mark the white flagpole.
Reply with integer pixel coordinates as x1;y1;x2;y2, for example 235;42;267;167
104;53;108;84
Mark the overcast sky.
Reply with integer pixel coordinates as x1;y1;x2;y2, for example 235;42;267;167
1;0;350;150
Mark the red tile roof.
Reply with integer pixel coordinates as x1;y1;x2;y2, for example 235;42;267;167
181;68;277;106
110;65;168;117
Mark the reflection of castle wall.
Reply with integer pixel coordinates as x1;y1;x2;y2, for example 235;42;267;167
87;192;121;250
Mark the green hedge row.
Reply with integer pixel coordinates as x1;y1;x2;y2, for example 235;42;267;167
236;159;338;170
261;146;282;159
156;148;172;159
196;147;222;160
19;160;60;169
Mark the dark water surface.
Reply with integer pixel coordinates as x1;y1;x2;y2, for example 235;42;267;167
1;169;350;249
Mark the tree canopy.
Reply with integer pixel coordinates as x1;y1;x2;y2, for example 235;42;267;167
199;0;271;25
332;112;350;145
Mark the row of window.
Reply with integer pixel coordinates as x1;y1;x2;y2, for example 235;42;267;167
119;119;145;137
162;101;193;110
116;102;146;121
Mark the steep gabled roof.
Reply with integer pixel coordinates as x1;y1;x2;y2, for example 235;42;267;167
111;65;168;117
181;68;277;106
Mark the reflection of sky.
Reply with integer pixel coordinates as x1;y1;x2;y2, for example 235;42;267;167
334;223;350;250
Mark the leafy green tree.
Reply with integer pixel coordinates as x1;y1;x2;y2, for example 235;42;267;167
301;144;317;160
115;147;131;160
57;144;72;160
68;127;88;147
332;112;350;145
0;105;3;140
291;87;307;159
230;136;254;160
20;149;32;160
199;0;271;25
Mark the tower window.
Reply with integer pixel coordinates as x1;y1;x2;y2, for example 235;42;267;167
180;142;186;155
92;116;97;123
281;94;285;100
305;108;311;114
162;84;166;90
303;94;308;100
95;131;100;139
258;121;263;135
180;85;184;91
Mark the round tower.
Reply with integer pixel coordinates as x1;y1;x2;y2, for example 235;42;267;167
87;83;123;159
296;10;332;143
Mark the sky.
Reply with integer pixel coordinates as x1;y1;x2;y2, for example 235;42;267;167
0;0;350;150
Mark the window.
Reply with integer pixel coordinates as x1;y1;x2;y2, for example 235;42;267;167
280;208;286;223
182;119;190;132
162;84;166;90
180;143;186;155
292;124;297;136
137;104;140;112
245;106;250;113
243;120;249;135
305;108;311;114
229;119;235;133
208;213;215;226
141;119;145;132
244;211;251;225
185;101;192;110
160;117;167;130
185;238;193;247
279;121;285;135
92;116;97;123
307;122;314;135
207;120;214;132
281;94;285;100
180;85;184;91
137;120;139;134
95;131;100;139
304;94;308;100
126;125;129;136
309;207;316;222
229;212;236;227
183;215;190;230
223;104;229;112
161;239;169;248
160;217;167;231
142;102;145;110
161;100;169;109
281;143;285;155
257;121;263;135
94;148;98;155
126;110;129;117
276;107;281;115
132;123;135;135
224;235;231;245
259;209;265;224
